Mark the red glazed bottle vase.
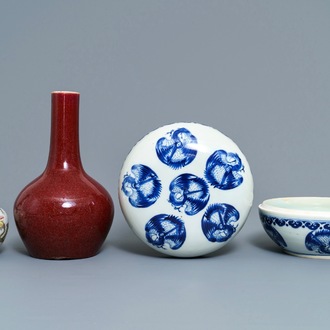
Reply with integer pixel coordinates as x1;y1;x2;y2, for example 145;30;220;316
14;91;114;259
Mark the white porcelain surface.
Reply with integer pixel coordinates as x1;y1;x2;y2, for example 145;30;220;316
259;197;330;258
119;122;254;257
0;208;8;245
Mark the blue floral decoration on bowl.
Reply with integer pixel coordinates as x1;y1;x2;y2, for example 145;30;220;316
156;128;198;169
260;215;330;256
205;150;244;190
202;203;240;242
145;214;186;250
121;164;162;208
169;173;209;215
305;228;330;254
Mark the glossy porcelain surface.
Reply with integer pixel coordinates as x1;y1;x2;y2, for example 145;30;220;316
259;197;330;258
14;91;114;259
0;208;8;245
119;122;254;257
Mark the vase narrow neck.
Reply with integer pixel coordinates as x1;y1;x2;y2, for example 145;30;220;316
46;92;83;171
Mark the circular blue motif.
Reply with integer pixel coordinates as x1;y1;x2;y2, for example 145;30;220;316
121;164;162;208
204;150;244;190
145;214;186;250
202;203;240;243
169;173;209;216
305;228;330;254
156;128;198;169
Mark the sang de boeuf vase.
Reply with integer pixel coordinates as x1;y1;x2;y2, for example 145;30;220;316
14;91;114;259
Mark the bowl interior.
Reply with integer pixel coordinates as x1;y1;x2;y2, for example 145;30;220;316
259;197;330;219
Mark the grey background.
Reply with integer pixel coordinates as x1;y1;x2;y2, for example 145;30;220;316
1;1;330;329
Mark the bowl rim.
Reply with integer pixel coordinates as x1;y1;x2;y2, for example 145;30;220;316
258;197;330;220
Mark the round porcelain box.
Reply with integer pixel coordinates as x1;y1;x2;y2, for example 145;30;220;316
119;122;254;257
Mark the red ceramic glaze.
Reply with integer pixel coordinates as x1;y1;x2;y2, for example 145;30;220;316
14;91;114;259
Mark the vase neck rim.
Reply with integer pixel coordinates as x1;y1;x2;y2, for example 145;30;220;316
52;91;80;95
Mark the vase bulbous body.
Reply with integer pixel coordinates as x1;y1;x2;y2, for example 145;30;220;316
14;91;114;259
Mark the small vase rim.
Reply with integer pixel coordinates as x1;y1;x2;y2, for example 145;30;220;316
52;91;80;95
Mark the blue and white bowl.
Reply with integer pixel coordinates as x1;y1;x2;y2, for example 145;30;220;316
119;122;254;257
259;197;330;258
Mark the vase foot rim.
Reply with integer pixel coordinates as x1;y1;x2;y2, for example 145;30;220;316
27;251;101;260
